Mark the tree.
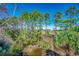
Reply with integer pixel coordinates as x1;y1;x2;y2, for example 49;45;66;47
65;6;77;28
54;12;63;30
44;13;50;34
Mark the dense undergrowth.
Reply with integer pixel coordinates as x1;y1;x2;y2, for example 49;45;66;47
0;4;79;56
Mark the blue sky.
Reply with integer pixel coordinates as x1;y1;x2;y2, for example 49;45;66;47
5;3;79;17
2;3;79;30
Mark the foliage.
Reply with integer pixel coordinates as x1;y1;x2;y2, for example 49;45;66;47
54;30;79;54
1;4;79;55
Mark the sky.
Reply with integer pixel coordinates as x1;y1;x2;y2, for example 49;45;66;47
1;3;79;30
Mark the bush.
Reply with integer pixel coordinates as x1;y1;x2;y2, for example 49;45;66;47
54;30;79;55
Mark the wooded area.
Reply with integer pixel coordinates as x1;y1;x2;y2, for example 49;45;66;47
0;4;79;56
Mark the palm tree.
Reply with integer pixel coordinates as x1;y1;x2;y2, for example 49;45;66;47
19;12;29;30
32;10;40;30
32;10;45;45
38;13;44;31
33;10;44;31
44;13;50;35
54;12;62;30
65;6;77;28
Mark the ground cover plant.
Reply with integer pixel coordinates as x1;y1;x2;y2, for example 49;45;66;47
0;3;79;56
